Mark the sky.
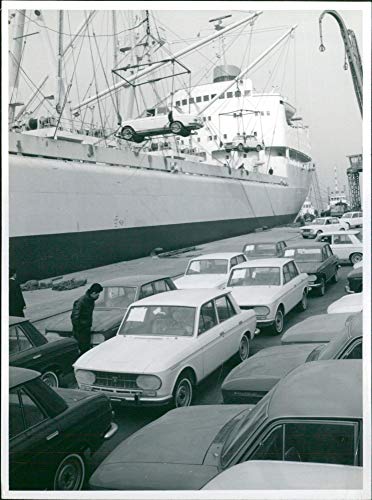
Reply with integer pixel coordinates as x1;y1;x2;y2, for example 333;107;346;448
7;2;366;204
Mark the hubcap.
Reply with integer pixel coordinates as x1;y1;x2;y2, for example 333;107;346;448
239;337;249;360
122;128;133;139
171;123;182;133
175;379;192;407
302;293;307;309
55;456;83;490
275;311;283;332
353;254;362;264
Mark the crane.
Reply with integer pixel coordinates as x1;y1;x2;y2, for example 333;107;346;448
318;10;363;116
318;11;363;210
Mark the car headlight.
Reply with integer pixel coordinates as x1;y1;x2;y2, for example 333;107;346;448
308;274;318;283
253;306;270;317
75;370;96;385
136;375;162;390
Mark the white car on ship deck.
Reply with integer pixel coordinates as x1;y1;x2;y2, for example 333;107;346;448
300;217;348;239
74;289;256;407
175;252;247;290
226;258;309;334
315;230;363;265
341;211;363;229
327;293;363;314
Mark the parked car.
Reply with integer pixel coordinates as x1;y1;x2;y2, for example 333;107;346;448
300;217;348;239
118;106;203;143
202;461;362;490
327;293;363;314
283;242;339;296
315;230;363;265
224;132;264;153
341;211;363;229
175;252;247;289
221;312;362;404
88;360;362;490
281;312;359;345
10;317;79;387
9;366;117;490
345;266;363;294
226;258;308;334
74;289;256;407
45;275;177;346
242;240;287;259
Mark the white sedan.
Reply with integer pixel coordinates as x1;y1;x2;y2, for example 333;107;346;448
74;289;256;407
315;230;363;265
327;293;363;314
118;106;203;143
226;258;309;334
300;217;348;239
341;211;363;229
175;252;247;290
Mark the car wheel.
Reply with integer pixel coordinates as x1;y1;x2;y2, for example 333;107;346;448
173;374;193;408
237;334;250;361
345;222;350;229
120;126;135;140
316;230;322;236
318;277;326;296
237;143;244;152
170;121;183;134
41;370;60;388
350;252;362;265
53;453;85;490
331;268;339;283
272;307;284;335
256;144;262;151
297;291;308;311
340;227;346;231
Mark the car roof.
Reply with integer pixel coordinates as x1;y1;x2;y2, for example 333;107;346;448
330;293;363;308
317;230;360;236
189;252;244;261
9;316;29;326
101;275;174;287
243;240;284;246
129;289;229;307
283;313;358;338
267;360;362;420
234;257;292;268
203;461;362;490
285;241;328;249
9;366;40;388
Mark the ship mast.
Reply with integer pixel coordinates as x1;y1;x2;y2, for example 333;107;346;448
9;9;26;123
112;10;122;125
72;11;262;113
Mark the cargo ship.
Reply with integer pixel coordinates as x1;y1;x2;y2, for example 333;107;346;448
8;9;312;280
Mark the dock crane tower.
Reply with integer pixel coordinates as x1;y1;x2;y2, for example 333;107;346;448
318;11;363;210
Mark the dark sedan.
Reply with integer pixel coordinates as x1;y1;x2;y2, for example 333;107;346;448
89;361;362;490
10;317;79;387
46;275;177;345
9;367;118;490
242;240;287;259
284;242;339;296
346;266;363;293
221;312;362;404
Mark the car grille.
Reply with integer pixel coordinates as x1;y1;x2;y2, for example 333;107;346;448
93;371;139;389
239;306;254;310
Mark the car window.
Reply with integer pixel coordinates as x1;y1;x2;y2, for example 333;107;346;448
334;235;352;245
342;340;362;360
322;248;328;261
97;286;137;308
237;255;246;265
331;219;339;224
21;322;47;347
249;425;284;461
230;257;238;269
9;325;33;354
325;219;331;225
352;213;359;218
186;259;228;275
198;301;218;335
9;389;25;438
228;267;281;287
152;280;167;293
319;235;332;244
139;283;154;299
326;245;333;257
215;295;237;322
19;388;47;429
283;264;291;284
288;261;299;279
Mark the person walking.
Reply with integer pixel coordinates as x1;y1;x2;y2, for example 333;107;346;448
9;268;26;317
71;283;103;354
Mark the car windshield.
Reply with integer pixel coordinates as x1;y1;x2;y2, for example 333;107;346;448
228;267;281;286
313;219;326;225
284;248;323;262
118;305;196;337
186;259;228;275
244;244;277;256
342;213;352;218
95;286;137;308
305;344;326;362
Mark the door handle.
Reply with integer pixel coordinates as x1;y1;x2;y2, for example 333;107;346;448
219;331;226;337
32;354;42;360
46;430;59;441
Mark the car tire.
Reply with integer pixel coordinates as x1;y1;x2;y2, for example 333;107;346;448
120;126;135;140
237;334;250;362
316;230;322;236
170;121;183;134
331;268;339;283
237;143;244;152
350;252;362;265
173;373;193;408
41;370;60;388
53;453;85;490
345;222;351;229
256;144;262;152
318;277;326;296
340;227;346;231
271;307;284;335
297;291;308;311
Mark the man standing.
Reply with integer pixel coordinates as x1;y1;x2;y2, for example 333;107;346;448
71;283;103;354
9;268;26;317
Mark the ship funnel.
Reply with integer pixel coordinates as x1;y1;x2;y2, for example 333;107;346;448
213;65;241;83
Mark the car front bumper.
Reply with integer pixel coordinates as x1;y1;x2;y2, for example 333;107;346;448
79;385;173;406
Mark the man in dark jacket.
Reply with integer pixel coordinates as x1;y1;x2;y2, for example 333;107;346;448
9;268;26;317
71;283;103;354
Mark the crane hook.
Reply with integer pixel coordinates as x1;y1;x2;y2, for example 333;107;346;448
319;43;326;52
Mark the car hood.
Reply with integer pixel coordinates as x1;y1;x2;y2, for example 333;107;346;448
222;344;318;393
295;262;320;274
228;286;280;305
74;334;193;373
300;225;318;230
175;274;226;289
328;294;363;314
46;309;125;333
89;405;251;490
